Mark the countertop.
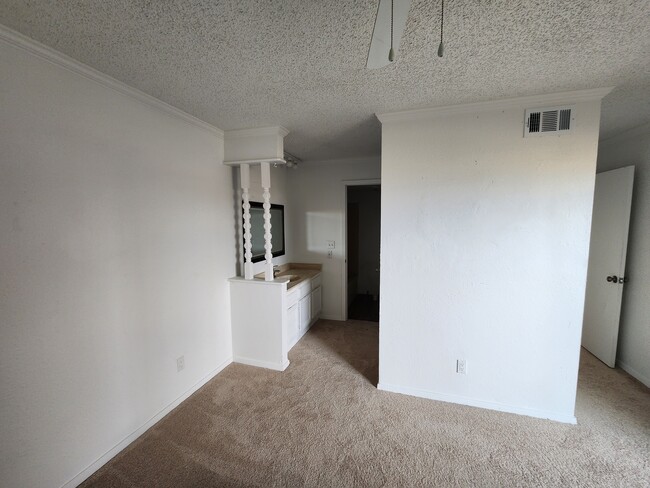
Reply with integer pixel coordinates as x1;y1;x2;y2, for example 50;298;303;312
254;263;322;289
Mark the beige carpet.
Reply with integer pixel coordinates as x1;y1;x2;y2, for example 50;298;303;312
82;320;650;487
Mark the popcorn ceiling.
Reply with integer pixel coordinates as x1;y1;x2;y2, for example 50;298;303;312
1;0;648;160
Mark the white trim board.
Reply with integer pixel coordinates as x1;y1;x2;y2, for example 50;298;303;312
233;356;290;372
377;382;577;425
617;360;650;388
319;314;345;321
376;87;614;124
223;158;286;167
300;156;381;166
0;23;223;138
62;357;233;488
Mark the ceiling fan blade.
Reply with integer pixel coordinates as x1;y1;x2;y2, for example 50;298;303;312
367;0;412;69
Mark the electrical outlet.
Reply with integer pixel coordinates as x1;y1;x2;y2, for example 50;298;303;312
456;359;466;375
327;240;335;249
327;250;333;259
177;356;185;372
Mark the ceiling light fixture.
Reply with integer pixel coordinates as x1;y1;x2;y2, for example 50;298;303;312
388;0;395;62
284;151;301;169
437;0;444;57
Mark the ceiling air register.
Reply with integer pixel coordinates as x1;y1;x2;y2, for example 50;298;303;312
524;106;575;137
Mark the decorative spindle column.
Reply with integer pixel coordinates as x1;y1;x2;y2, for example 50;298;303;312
261;162;274;281
241;164;254;280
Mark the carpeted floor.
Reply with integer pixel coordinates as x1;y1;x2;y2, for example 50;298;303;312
82;320;650;487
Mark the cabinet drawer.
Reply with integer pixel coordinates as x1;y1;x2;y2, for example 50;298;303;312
297;280;312;300
311;273;322;289
286;288;300;309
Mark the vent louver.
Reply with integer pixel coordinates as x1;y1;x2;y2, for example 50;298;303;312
524;106;574;137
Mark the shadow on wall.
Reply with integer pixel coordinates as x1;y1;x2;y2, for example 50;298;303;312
306;211;340;253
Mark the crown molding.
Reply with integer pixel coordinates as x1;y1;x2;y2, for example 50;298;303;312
0;23;224;137
599;121;650;146
376;87;615;124
301;155;381;165
225;126;290;140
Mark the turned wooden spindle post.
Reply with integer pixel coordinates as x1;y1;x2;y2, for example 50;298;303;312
261;162;274;281
241;163;254;280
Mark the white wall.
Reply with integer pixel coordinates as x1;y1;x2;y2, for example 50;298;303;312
0;34;235;487
597;123;650;386
288;158;381;320
378;92;607;423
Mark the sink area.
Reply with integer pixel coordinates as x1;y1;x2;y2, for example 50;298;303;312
254;263;322;289
277;274;301;283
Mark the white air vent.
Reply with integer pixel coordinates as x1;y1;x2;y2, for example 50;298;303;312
524;106;575;137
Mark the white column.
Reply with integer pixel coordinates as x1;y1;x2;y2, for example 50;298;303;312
261;162;274;281
241;164;254;280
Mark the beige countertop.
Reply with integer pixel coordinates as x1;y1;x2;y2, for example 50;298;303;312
254;263;322;289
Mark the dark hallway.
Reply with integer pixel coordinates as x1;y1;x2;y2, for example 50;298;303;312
347;185;381;322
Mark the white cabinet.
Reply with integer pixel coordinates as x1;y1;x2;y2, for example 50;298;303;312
310;286;322;320
230;266;321;371
299;294;311;332
287;303;300;345
285;271;322;350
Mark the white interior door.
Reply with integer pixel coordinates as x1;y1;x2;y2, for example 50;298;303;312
582;166;634;367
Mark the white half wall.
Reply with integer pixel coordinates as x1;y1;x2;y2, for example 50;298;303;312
0;31;235;487
597;123;650;387
288;158;381;320
377;90;608;422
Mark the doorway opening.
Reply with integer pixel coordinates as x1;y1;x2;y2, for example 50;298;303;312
346;184;381;322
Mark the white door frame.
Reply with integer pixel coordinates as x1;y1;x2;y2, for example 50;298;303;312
342;179;381;321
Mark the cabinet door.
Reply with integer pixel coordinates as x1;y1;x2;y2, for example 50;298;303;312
287;303;300;345
311;286;322;320
299;295;311;332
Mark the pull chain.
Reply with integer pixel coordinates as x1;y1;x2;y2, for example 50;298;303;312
438;0;444;57
388;0;395;61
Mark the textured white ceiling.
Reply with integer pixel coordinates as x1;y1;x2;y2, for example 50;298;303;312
1;1;649;161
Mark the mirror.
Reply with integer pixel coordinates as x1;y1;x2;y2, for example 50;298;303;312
247;202;285;263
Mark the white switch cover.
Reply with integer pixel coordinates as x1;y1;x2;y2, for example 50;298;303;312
327;250;333;259
457;359;466;375
177;356;185;372
327;240;335;249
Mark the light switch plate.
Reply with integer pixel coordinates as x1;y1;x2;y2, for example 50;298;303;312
456;359;466;375
327;240;335;249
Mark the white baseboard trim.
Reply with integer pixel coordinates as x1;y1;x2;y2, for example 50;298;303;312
61;357;232;488
617;359;650;387
319;314;344;321
233;355;289;371
377;382;577;425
